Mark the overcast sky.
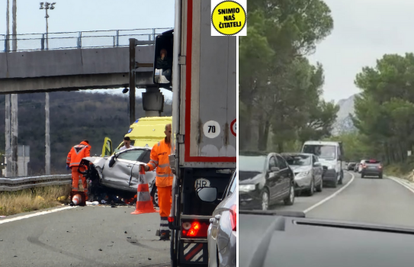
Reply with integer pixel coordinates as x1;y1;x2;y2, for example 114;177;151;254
308;0;414;103
0;0;175;99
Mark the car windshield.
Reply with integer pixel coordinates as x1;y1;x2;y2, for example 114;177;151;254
239;155;266;172
303;145;336;160
283;154;311;166
238;0;414;231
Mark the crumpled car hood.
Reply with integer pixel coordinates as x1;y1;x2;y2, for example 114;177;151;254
82;156;108;178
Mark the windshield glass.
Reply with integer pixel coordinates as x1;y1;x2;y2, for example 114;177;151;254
238;0;414;231
283;154;311;166
303;145;336;160
239;156;266;172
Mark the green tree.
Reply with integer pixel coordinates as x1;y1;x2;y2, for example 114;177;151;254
353;53;414;165
240;0;335;151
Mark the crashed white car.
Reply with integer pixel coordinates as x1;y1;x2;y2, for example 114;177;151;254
79;147;158;206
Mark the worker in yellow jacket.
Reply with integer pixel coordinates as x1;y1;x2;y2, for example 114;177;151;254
142;124;173;240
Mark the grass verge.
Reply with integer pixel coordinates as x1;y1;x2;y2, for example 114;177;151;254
0;185;71;216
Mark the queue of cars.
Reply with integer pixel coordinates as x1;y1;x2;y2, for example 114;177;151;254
239;150;330;211
239;140;347;211
346;159;383;178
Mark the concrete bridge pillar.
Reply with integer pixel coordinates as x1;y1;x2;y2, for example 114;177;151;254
142;86;164;117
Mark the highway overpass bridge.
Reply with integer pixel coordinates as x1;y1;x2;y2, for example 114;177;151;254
0;28;172;94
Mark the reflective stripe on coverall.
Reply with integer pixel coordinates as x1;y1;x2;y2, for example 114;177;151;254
147;139;173;235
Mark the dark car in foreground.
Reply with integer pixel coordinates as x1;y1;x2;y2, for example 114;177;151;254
198;170;237;267
239;152;295;211
360;159;383;178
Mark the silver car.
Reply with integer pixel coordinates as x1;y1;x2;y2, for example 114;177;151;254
197;170;237;267
80;147;158;206
281;153;323;196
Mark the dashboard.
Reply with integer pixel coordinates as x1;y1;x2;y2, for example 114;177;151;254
240;210;414;267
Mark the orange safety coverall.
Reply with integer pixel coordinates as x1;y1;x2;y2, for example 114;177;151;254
66;141;91;195
147;138;173;235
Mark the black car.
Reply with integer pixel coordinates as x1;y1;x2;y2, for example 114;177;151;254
239;151;295;211
361;159;383;178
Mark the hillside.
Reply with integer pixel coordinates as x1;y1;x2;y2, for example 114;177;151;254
331;94;358;136
0;91;172;175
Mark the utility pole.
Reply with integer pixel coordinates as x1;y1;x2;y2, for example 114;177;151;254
5;0;11;177
129;38;137;125
10;0;18;177
40;2;55;175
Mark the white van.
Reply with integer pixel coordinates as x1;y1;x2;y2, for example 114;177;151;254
301;140;344;188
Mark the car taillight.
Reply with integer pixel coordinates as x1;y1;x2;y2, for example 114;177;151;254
230;205;237;231
362;164;367;168
181;221;209;238
378;165;382;169
168;217;174;223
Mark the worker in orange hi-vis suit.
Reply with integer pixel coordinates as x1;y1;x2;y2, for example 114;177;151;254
66;140;91;199
142;124;173;241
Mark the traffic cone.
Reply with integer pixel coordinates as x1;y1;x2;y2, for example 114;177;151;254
131;166;158;215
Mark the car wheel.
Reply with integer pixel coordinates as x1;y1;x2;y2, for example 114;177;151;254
153;190;159;207
332;175;338;188
284;183;295;206
338;170;343;185
261;190;269;211
316;179;323;192
379;173;383;179
307;178;314;196
361;173;364;178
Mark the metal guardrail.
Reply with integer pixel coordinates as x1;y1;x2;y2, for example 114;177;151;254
0;27;173;53
0;174;71;192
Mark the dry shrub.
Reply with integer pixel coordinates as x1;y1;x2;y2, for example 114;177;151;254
0;185;71;216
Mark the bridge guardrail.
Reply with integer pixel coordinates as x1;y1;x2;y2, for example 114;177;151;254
0;174;71;192
0;27;173;53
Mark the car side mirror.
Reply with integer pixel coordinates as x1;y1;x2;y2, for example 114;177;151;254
197;187;217;202
270;167;280;172
108;156;116;167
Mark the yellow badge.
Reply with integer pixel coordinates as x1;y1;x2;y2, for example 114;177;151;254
211;1;246;36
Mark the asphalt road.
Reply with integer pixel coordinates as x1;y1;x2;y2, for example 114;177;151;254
0;205;170;267
271;171;414;228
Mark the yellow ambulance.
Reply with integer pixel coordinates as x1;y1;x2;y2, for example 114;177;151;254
101;116;172;157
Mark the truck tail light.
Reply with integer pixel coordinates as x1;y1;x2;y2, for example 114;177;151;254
168;217;174;223
230;205;237;231
181;221;209;238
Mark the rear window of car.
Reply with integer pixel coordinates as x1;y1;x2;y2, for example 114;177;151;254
366;159;381;164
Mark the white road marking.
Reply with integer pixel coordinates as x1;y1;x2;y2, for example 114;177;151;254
0;206;77;225
387;176;414;194
303;172;355;214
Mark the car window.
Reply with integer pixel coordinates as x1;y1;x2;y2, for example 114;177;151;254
226;172;237;197
269;156;277;169
276;156;288;169
138;150;151;163
117;149;146;161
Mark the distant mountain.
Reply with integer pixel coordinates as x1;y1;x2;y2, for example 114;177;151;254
331;94;358;136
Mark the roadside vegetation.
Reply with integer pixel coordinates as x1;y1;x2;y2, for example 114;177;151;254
325;53;414;179
0;91;172;175
0;185;71;216
240;0;339;152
